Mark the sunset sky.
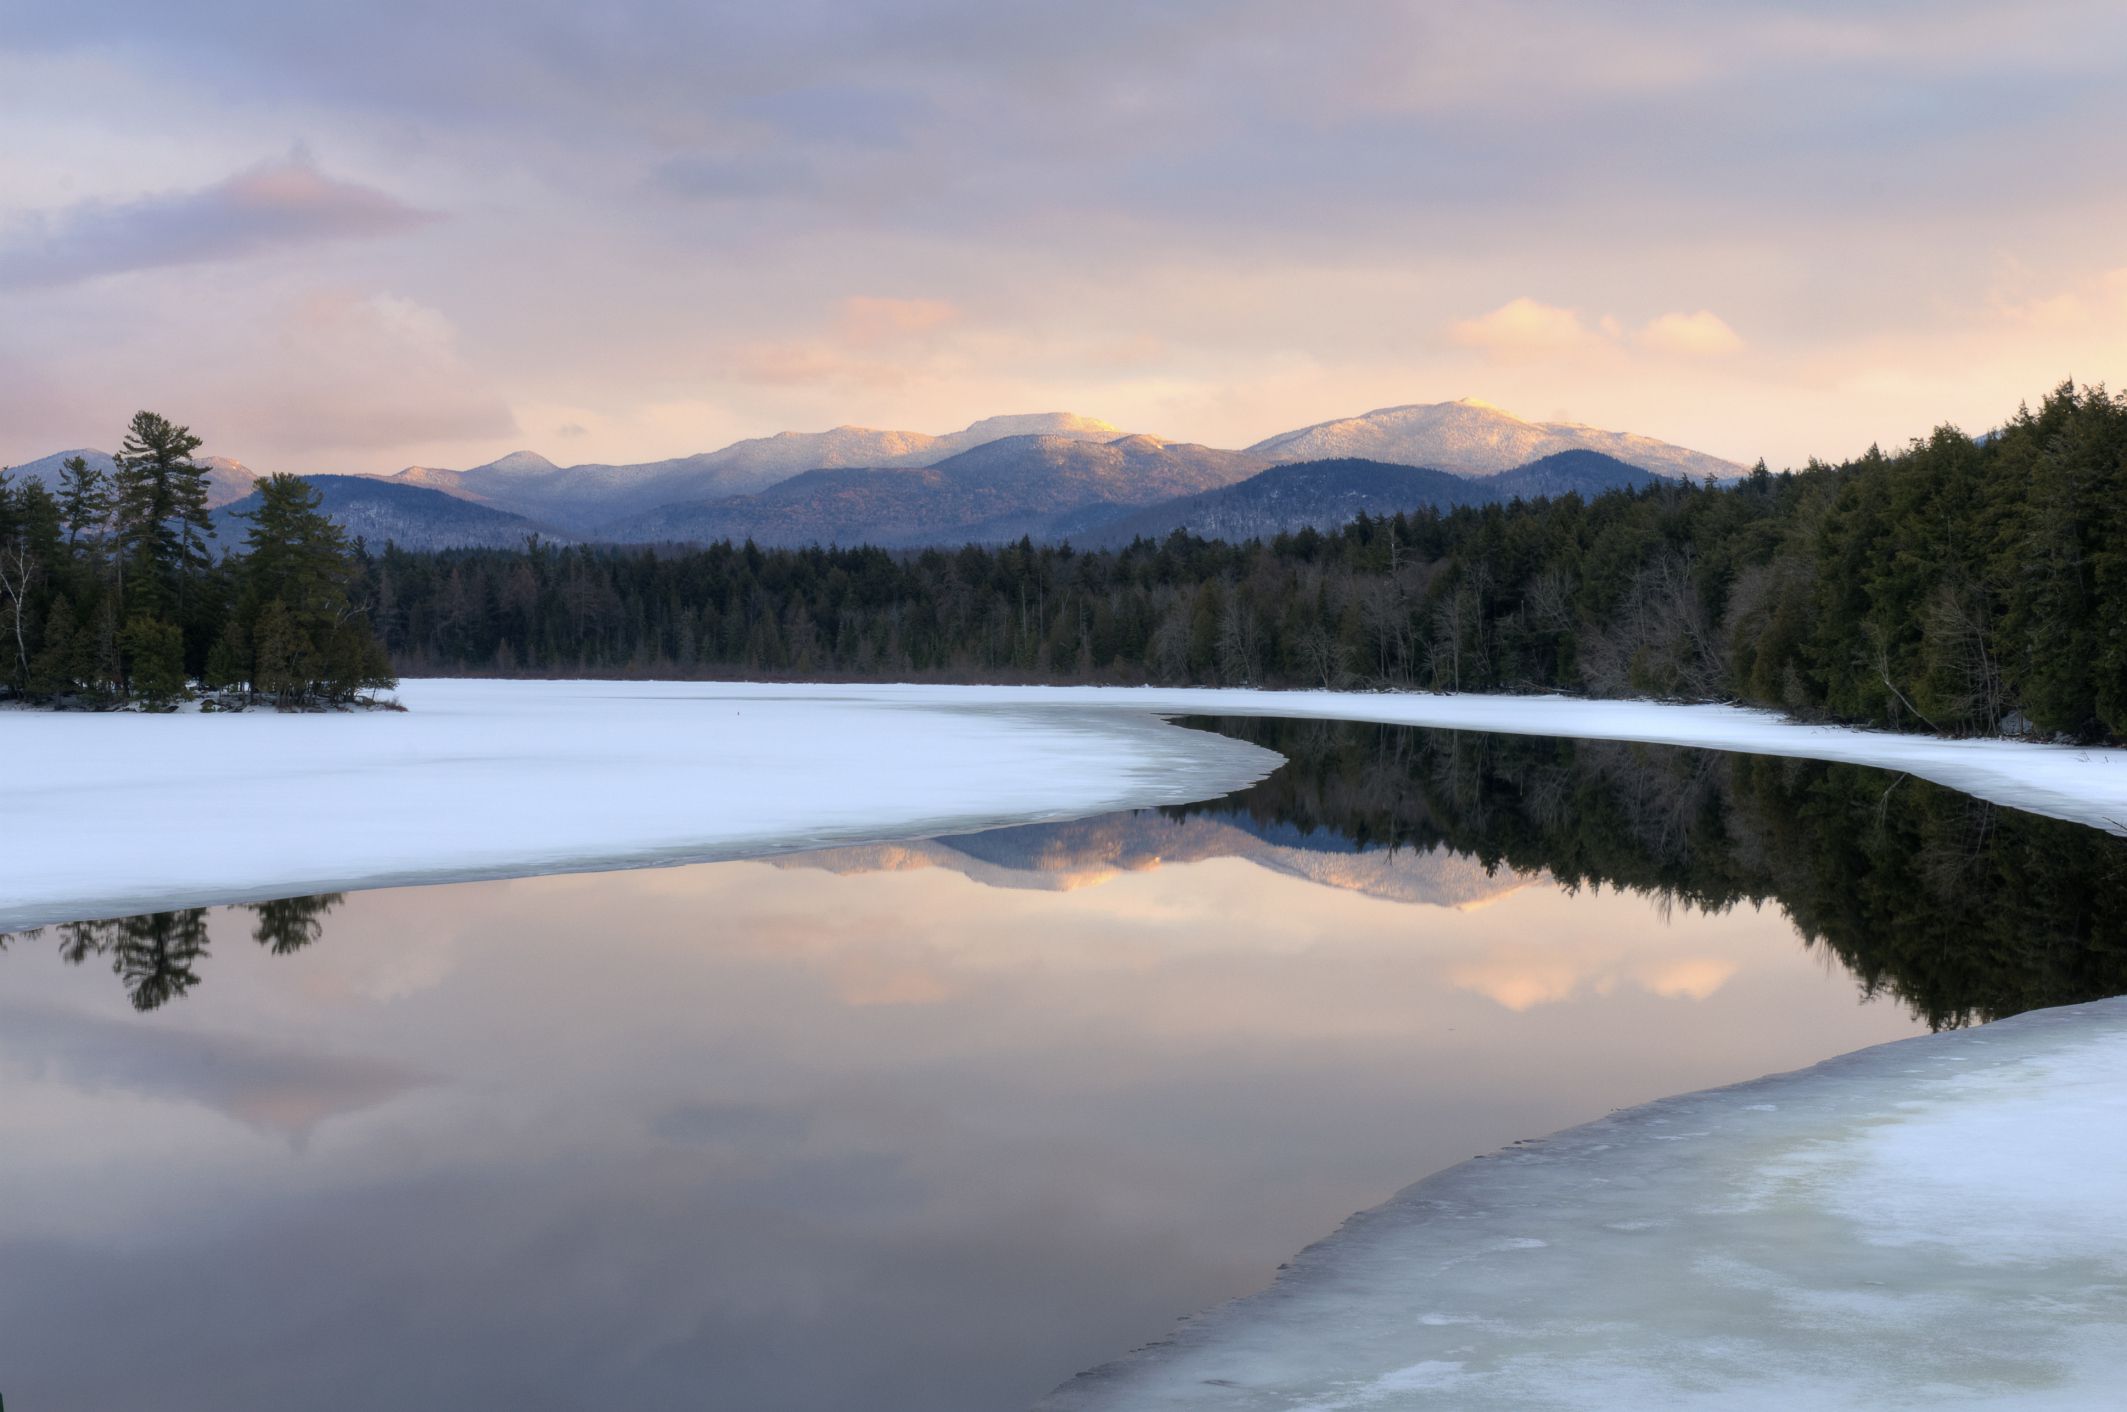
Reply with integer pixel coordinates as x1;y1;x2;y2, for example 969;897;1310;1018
5;0;2125;474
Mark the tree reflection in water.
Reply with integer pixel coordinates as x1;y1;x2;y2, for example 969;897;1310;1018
1173;717;2127;1029
2;893;343;1011
5;718;2123;1028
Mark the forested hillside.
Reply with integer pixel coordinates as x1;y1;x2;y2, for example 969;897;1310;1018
349;383;2123;741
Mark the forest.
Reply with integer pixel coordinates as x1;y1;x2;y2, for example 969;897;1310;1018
365;382;2126;742
0;412;396;708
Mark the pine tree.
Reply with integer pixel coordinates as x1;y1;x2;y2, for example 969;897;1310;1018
110;411;214;624
120;615;186;708
29;595;82;697
252;598;301;705
204;619;250;694
57;455;112;548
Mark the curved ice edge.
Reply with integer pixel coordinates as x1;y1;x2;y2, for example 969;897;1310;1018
1039;995;2127;1410
820;684;2127;838
0;692;1286;932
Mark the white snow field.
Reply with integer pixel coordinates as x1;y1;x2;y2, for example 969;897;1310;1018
1040;996;2127;1412
5;678;2126;930
0;679;1286;930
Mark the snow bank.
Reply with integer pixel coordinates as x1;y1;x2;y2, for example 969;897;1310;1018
7;679;2123;929
0;680;1280;931
1040;996;2127;1411
829;685;2127;838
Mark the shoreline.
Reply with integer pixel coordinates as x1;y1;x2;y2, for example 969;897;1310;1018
1041;995;2127;1410
7;679;2126;930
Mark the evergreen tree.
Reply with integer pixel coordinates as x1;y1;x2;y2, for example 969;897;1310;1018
110;410;214;627
120;615;186;708
57;454;112;547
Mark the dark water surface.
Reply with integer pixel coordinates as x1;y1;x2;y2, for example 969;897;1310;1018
3;721;2124;1411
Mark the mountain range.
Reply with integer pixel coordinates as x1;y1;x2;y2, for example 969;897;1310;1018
5;449;263;510
13;400;1747;552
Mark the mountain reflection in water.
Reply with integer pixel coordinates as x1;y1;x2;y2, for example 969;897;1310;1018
3;719;2125;1412
17;718;2118;1029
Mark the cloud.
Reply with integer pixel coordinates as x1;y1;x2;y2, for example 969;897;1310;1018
1450;298;1598;356
242;292;517;452
723;295;961;389
1638;309;1745;356
1991;266;2127;331
0;152;430;287
554;422;589;438
1450;299;1744;363
837;295;958;344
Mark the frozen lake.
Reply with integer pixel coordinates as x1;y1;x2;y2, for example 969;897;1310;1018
4;718;2123;1409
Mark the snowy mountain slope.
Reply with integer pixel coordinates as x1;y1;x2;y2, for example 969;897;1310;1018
599;433;1269;547
1248;398;1747;480
5;448;263;510
1077;450;1668;547
387;412;1124;531
213;475;553;552
1081;458;1497;545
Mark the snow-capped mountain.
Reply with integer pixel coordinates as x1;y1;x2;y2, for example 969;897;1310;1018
5;448;263;510
389;412;1124;528
1248;398;1747;481
9;399;1749;550
597;432;1268;547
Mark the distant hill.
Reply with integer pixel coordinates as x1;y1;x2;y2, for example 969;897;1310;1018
214;475;549;552
1082;458;1495;546
601;433;1269;547
1080;450;1671;547
1249;399;1746;481
389;412;1123;533
5;448;262;510
1486;449;1669;499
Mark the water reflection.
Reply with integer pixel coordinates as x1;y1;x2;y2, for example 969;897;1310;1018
11;723;2123;1028
1163;718;2127;1028
1;894;341;1011
1;721;2123;1411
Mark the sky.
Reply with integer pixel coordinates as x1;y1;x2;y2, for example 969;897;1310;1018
3;0;2125;475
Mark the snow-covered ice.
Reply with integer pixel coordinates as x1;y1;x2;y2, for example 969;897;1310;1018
889;685;2127;837
0;680;1281;930
1040;996;2127;1411
6;679;2126;929
7;677;2127;1404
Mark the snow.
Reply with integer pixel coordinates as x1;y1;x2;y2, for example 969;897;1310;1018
5;680;2124;930
883;686;2127;837
7;677;2126;1403
1039;996;2127;1411
1243;400;1748;480
0;680;1281;931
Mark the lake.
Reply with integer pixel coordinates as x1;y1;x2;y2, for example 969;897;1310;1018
4;719;2123;1411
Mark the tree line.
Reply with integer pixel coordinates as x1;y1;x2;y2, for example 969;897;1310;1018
365;382;2126;741
0;411;395;708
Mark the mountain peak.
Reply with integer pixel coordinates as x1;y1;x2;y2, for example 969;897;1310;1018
959;412;1120;442
1248;400;1744;481
482;450;561;474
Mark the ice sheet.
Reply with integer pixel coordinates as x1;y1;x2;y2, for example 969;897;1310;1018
1040;996;2127;1410
8;680;2124;930
0;680;1279;930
